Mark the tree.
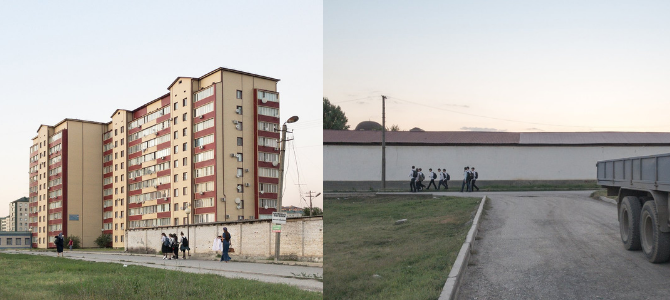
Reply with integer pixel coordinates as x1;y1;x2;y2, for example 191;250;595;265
94;233;112;248
389;124;400;131
323;98;350;130
66;235;81;249
303;207;323;217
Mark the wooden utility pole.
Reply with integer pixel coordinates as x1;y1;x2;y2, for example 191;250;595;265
304;191;321;216
381;95;387;190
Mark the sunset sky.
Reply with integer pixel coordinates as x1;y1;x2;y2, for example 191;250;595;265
325;0;670;133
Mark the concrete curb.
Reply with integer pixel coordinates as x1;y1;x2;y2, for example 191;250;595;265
438;195;487;300
598;196;617;205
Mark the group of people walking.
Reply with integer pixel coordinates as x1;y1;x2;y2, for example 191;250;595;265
409;166;450;192
161;232;190;260
409;165;480;193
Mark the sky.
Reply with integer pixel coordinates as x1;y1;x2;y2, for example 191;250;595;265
0;1;323;218
325;0;670;133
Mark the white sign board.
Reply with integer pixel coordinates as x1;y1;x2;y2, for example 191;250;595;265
272;212;287;224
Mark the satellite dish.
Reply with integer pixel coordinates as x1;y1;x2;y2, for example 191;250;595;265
272;161;278;166
264;205;268;209
236;205;241;209
234;198;241;204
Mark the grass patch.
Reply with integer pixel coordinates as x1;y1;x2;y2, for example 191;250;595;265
324;195;481;300
0;253;320;300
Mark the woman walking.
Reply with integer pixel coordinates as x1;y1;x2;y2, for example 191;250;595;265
171;233;179;259
220;227;232;263
161;233;170;260
55;233;64;257
179;232;190;259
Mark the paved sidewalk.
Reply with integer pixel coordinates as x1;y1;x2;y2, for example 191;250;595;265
3;250;322;292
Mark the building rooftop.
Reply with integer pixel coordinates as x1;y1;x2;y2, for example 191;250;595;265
323;130;670;146
10;197;29;204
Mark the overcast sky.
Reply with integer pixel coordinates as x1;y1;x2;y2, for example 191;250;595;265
0;1;323;218
325;0;670;133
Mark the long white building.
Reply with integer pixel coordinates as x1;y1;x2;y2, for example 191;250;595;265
324;130;670;191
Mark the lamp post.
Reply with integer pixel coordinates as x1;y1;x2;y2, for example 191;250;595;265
275;115;299;262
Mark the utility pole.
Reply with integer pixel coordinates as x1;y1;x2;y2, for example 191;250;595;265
381;95;387;190
275;116;299;263
304;191;321;216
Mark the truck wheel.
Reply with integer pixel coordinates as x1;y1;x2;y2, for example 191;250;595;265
620;196;641;251
640;201;670;263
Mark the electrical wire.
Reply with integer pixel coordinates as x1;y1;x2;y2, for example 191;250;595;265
386;95;669;129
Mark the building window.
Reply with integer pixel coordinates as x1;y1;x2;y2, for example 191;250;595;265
183;187;187;195
237;184;243;193
115;152;118;159
174;102;178;111
115;129;118;136
174;146;178;154
183;142;187;151
121;151;124;157
174;203;179;211
174;117;178;125
115;176;118;183
183;98;187;107
121;187;124;193
115;188;118;195
115;236;118;242
183;172;188;181
174;160;178;168
121;175;124;181
183;217;188;225
121;126;124;133
174;131;178;139
236;106;242;115
237;137;243;146
174;175;178;183
183;128;187;137
183;113;187;121
174;218;179;226
236;90;242;99
121;162;124;169
174;188;179;197
115;224;118;230
121;138;124;145
115;164;118;171
115;141;118;148
237;153;243;162
121;236;123;242
237;168;243;177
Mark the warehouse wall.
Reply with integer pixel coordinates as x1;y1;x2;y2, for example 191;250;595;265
324;145;670;182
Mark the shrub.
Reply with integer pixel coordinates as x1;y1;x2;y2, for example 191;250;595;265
94;234;112;248
66;235;81;249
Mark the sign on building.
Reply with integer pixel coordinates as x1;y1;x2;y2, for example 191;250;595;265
272;224;282;233
69;214;79;221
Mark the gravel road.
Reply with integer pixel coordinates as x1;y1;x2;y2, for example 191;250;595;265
458;191;670;300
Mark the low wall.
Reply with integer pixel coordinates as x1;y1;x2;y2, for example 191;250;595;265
126;217;323;262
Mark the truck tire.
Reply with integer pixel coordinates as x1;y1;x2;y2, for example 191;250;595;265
640;200;670;263
620;196;642;251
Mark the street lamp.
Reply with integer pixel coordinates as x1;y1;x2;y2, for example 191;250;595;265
274;115;298;263
184;207;191;249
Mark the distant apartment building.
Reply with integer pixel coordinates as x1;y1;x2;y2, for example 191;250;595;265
0;216;8;231
29;67;281;249
283;206;305;218
9;197;29;232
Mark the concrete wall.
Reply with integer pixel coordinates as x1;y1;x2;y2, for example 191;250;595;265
126;217;322;262
324;145;670;182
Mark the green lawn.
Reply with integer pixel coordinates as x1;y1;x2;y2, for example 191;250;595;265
0;253;321;300
324;195;481;300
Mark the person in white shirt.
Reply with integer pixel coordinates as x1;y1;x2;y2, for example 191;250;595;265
409;166;418;192
461;167;470;192
471;167;480;191
426;168;437;190
417;168;426;191
437;168;447;190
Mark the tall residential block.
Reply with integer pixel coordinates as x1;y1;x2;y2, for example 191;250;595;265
0;216;8;231
29;67;281;249
9;197;29;231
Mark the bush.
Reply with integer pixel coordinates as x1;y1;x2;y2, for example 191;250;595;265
66;235;81;249
94;234;112;248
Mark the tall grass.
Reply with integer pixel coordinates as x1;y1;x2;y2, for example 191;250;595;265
324;196;480;300
0;253;321;300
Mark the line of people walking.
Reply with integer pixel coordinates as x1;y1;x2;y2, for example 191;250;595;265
409;165;480;192
161;232;190;260
409;166;450;192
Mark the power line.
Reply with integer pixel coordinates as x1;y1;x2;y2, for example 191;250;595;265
386;95;669;129
330;96;378;104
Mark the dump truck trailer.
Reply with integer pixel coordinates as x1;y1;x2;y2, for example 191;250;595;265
597;153;670;263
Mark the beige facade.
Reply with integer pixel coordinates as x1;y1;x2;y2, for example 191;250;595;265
0;216;8;231
8;197;29;231
29;120;107;248
30;67;281;249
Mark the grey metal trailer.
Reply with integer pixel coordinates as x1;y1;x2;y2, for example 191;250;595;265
597;153;670;263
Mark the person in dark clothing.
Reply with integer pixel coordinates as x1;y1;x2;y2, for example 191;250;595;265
417;168;426;191
471;167;480;191
171;233;179;259
161;233;170;260
179;232;190;259
409;166;418;192
55;233;64;257
220;227;232;263
426;168;438;190
461;167;470;192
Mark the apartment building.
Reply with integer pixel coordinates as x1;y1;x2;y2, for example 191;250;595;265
30;67;281;249
29;120;106;248
9;197;29;232
0;216;8;231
